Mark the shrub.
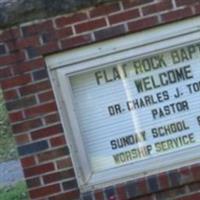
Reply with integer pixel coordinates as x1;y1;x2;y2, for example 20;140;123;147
0;89;18;162
0;181;28;200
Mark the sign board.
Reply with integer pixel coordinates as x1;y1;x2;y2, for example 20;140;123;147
45;16;200;191
70;43;200;172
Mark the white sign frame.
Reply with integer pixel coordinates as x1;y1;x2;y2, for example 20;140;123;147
45;16;200;192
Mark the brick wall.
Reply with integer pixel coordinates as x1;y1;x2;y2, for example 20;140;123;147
0;0;200;199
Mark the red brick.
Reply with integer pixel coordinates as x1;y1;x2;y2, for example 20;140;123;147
12;119;42;134
55;13;88;28
0;28;20;41
0;67;12;79
7;41;19;52
0;52;25;66
31;124;63;140
24;102;57;118
191;164;200;182
138;178;148;194
41;31;57;44
21;156;36;168
26;46;40;59
179;167;193;184
1;74;31;90
38;90;55;103
156;186;186;200
39;42;60;55
21;24;38;37
188;182;200;192
175;0;199;7
56;157;72;169
9;111;24;122
161;7;193;23
135;195;154;200
128;16;159;32
32;69;48;81
56;27;73;39
6;96;36;111
194;3;200;14
94;190;105;200
50;135;66;147
24;163;55;177
3;89;18;101
48;190;79;200
20;80;51;96
109;9;140;25
0;54;17;66
94;24;126;41
61;34;92;50
16;36;40;48
29;184;60;199
142;0;173;16
37;146;69;163
75;18;107;33
43;169;75;184
45;113;60;124
123;0;154;9
90;3;120;17
37;20;54;31
26;177;41;188
13;58;45;74
62;179;77;192
170;170;181;188
21;20;54;37
158;172;169;190
116;184;127;200
175;193;200;200
15;134;30;145
0;43;7;54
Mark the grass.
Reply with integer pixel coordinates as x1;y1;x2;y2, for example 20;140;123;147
0;181;28;200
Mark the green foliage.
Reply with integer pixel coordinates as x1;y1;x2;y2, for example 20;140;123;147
0;89;18;162
0;181;28;200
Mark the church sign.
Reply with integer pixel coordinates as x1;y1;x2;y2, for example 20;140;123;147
45;17;200;191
